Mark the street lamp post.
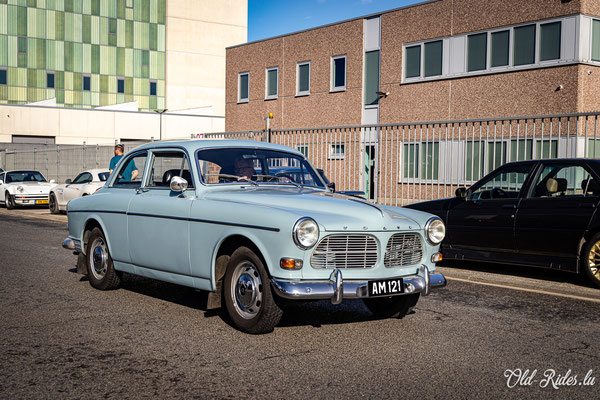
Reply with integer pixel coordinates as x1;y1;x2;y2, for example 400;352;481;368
154;109;168;141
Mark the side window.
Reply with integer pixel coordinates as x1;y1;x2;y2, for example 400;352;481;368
470;164;532;200
73;172;92;184
112;152;147;187
531;164;598;198
147;150;194;189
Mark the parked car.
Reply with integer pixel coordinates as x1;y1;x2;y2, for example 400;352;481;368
271;166;366;198
62;140;446;333
49;169;109;214
405;158;600;288
0;170;56;209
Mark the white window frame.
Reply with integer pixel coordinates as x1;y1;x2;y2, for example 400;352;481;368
330;54;347;92
328;143;345;160
296;144;309;157
296;61;311;96
237;71;249;103
589;17;600;63
265;66;279;100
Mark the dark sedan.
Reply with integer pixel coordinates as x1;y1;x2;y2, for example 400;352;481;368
405;158;600;288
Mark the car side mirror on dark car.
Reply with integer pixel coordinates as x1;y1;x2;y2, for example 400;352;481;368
327;182;335;192
455;187;467;199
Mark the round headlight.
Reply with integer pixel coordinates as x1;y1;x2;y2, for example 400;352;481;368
17;185;24;192
293;217;319;250
425;217;445;245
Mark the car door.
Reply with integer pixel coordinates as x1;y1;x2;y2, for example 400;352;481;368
515;161;599;264
62;172;92;205
127;149;194;277
446;163;535;253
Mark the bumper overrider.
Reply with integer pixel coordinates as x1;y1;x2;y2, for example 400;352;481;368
271;265;446;304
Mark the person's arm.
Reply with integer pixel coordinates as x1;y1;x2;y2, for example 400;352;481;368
131;169;139;180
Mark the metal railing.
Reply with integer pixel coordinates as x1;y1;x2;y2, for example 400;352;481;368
206;111;600;205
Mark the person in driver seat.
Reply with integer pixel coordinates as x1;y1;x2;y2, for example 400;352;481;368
234;157;256;180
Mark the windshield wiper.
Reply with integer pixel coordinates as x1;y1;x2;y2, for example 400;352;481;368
204;173;258;186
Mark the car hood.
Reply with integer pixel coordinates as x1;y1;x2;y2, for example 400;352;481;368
8;181;54;193
201;186;434;232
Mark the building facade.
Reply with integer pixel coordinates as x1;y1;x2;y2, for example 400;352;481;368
0;0;247;144
226;0;600;132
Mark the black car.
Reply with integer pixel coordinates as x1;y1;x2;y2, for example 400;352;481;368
405;158;600;288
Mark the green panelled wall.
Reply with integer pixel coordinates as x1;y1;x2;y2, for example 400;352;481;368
0;0;165;110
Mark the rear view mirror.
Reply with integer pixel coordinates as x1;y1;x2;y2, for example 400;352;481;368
327;182;336;192
455;187;467;199
170;176;188;193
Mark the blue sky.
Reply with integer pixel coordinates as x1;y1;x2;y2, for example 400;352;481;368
248;0;422;42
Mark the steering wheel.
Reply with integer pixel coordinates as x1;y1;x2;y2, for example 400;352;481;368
275;173;295;182
491;188;507;198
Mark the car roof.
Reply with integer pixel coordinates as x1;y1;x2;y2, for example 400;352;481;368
4;170;43;174
501;158;600;167
129;139;304;157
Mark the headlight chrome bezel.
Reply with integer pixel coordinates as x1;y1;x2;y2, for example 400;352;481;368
292;217;319;250
425;217;445;245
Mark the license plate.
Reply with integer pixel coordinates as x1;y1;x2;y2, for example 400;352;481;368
35;200;49;205
368;278;404;297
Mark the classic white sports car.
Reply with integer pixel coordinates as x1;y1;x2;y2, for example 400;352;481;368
0;170;56;209
49;169;109;214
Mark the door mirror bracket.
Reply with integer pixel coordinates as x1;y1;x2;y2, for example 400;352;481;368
170;176;188;193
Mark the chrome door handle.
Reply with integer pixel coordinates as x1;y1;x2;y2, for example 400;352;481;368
136;187;149;194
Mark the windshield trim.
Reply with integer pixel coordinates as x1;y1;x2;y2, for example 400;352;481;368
194;146;327;189
5;170;48;183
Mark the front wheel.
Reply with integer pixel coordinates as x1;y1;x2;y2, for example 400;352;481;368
49;193;60;214
582;233;600;288
5;192;15;210
85;227;121;290
223;246;283;334
363;293;420;318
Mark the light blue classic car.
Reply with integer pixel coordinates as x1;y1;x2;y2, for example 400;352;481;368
63;140;446;333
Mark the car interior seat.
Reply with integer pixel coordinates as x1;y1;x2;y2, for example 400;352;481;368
582;178;600;196
555;178;568;196
162;169;193;187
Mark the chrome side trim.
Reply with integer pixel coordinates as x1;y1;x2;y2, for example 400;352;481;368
271;265;447;302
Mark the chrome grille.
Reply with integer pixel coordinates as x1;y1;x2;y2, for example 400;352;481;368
384;233;423;267
311;235;378;269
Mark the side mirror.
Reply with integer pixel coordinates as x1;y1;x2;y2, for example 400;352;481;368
50;179;55;184
170;176;188;193
327;182;336;192
65;179;71;184
455;187;467;199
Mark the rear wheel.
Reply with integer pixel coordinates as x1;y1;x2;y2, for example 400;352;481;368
582;233;600;288
49;193;59;214
223;246;283;334
85;227;121;290
5;192;15;210
363;294;420;318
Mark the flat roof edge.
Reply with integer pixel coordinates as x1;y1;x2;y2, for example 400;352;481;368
226;0;441;50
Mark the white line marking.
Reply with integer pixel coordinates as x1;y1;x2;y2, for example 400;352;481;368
447;276;600;304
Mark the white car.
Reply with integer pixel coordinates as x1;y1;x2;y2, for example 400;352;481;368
0;170;56;209
49;169;109;214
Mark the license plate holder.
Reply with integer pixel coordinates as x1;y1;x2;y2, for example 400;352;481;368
36;200;49;205
368;278;404;297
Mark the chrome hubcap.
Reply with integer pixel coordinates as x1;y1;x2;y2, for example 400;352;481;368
90;238;108;280
588;241;600;280
231;261;263;319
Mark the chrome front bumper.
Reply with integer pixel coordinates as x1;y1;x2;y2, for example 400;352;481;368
271;265;446;304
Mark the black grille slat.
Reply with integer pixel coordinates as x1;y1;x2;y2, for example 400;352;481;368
384;233;423;268
311;235;378;269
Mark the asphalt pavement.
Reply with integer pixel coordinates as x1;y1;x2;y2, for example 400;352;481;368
1;211;599;399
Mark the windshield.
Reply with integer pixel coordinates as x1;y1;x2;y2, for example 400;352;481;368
98;172;109;182
5;171;47;183
197;148;324;188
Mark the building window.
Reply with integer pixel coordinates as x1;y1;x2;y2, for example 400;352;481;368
109;18;117;34
593;19;600;62
150;81;157;96
465;141;485;181
404;45;421;78
331;55;346;91
364;50;380;105
117;78;125;94
513;24;536;66
540;21;561;61
424;40;443;77
421;142;439;180
403;143;419;179
296;144;309;157
265;67;278;100
491;30;510;67
467;33;487;72
142;50;149;66
329;143;345;159
18;37;27;54
487;141;507;172
126;0;133;8
296;61;310;96
238;72;249;103
509;139;534;162
46;72;55;88
0;69;7;85
83;75;91;91
536;139;558;159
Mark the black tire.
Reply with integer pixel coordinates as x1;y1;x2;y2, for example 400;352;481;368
5;192;15;210
363;293;420;318
581;233;600;288
223;246;283;334
85;227;121;290
49;193;60;214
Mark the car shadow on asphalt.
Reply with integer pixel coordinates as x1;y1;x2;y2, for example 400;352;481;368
439;260;597;290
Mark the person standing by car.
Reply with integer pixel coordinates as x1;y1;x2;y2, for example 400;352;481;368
109;144;139;181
